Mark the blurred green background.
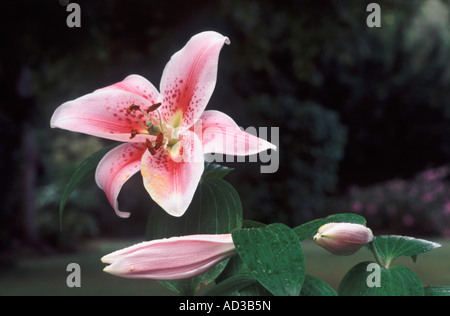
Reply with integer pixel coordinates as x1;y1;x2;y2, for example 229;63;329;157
1;0;450;295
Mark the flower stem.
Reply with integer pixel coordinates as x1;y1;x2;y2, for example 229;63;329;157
369;241;386;269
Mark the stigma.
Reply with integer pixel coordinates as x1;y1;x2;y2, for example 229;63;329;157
126;103;179;156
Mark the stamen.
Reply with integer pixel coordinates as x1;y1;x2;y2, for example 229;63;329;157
134;112;149;132
146;102;162;113
125;103;166;141
129;129;139;139
126;104;140;114
146;139;157;155
154;132;164;150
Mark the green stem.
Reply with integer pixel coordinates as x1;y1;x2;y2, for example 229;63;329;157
138;108;160;126
134;112;150;132
369;241;386;269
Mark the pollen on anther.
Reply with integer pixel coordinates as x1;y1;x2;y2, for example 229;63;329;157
146;102;162;113
126;104;140;114
146;139;157;155
154;132;164;150
129;130;139;139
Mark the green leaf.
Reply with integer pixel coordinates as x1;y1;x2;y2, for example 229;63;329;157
146;177;242;239
242;219;267;228
160;260;230;296
202;162;233;180
146;176;243;296
338;261;424;296
372;235;441;268
59;143;118;229
300;275;337;296
203;274;258;296
213;254;273;296
236;280;274;296
424;286;450;296
215;255;249;284
293;213;367;242
232;223;305;296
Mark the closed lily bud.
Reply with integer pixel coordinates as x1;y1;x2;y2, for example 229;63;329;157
101;234;236;280
313;222;373;256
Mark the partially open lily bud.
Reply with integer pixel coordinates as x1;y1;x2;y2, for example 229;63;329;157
313;222;374;256
101;234;236;280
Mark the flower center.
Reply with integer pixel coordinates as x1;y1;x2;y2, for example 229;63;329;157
126;103;180;155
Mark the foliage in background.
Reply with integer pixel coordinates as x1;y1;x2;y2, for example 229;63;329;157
1;0;450;259
338;165;450;237
222;0;450;224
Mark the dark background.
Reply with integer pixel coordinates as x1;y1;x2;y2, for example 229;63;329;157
1;0;449;263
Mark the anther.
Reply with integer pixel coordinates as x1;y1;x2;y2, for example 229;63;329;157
126;104;140;114
146;139;157;155
154;132;164;150
146;102;162;113
129;130;139;139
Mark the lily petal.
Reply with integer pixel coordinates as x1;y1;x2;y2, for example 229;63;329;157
95;142;147;218
95;74;160;104
141;131;204;217
50;88;156;143
196;110;277;155
159;31;230;130
101;234;236;280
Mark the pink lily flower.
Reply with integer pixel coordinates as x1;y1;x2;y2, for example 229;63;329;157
101;234;236;280
50;31;276;217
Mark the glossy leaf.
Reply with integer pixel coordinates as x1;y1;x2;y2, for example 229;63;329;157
293;213;367;242
202;162;234;180
424;286;450;296
372;235;441;268
146;176;243;296
300;275;337;296
213;255;273;296
146;177;242;238
59;143;118;228
338;261;424;296
203;274;257;296
232;223;305;296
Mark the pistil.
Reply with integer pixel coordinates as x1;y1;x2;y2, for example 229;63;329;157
126;103;178;155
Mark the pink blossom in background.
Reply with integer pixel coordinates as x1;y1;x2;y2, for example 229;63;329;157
421;192;434;203
387;205;397;216
443;229;450;238
421;166;449;182
402;214;415;227
444;201;450;216
50;31;276;218
365;202;378;215
351;201;363;213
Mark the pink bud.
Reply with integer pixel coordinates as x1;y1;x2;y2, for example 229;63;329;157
101;234;236;280
313;223;373;256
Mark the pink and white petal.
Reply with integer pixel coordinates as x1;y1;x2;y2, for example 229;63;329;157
102;234;236;280
194;110;277;155
141;131;204;217
101;234;234;264
159;31;230;130
95;142;147;218
95;74;160;105
50;89;155;143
